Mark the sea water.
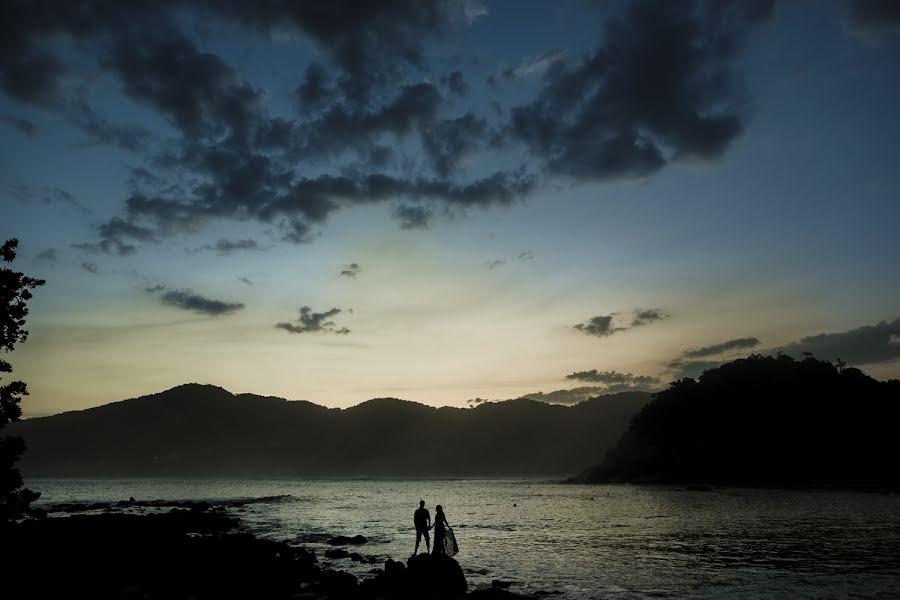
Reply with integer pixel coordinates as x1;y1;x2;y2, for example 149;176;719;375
27;479;900;599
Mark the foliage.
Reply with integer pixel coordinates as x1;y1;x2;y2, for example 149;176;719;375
580;354;900;486
0;239;45;524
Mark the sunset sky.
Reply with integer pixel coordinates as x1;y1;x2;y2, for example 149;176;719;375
2;0;899;416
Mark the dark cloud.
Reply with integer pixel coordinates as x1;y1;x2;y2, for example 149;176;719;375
523;385;647;405
35;248;58;262
3;0;769;255
421;113;488;177
275;306;349;335
67;97;147;151
665;318;900;380
666;358;724;380
81;261;98;274
631;308;667;327
565;370;660;389
848;0;900;33
779;318;900;366
340;263;361;278
296;62;337;112
393;205;433;230
203;238;259;256
208;1;469;102
442;70;466;96
104;27;265;142
574;315;623;337
145;284;166;293
238;277;253;286
486;259;505;270
509;0;771;181
160;289;245;316
41;187;92;216
2;115;37;136
466;388;606;406
684;336;760;358
517;250;534;261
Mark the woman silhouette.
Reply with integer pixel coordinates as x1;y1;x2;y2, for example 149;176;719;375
432;505;457;557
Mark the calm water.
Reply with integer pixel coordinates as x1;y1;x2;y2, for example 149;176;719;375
28;479;900;599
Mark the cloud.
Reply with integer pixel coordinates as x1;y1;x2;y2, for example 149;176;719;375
159;290;245;315
238;277;253;286
665;318;900;379
565;369;660;388
442;70;466;96
276;306;350;334
393;205;433;230
340;263;361;278
80;262;98;274
421;113;489;177
665;358;725;380
517;250;534;261
466;385;648;405
35;248;58;262
778;318;900;366
3;0;767;255
202;238;260;256
486;259;505;270
493;49;565;82
2;115;37;136
683;336;761;358
509;0;772;181
631;308;667;327
145;284;165;293
848;0;900;34
665;335;760;377
574;315;624;337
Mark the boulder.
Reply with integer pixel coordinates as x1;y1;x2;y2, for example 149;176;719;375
406;553;467;597
328;534;368;545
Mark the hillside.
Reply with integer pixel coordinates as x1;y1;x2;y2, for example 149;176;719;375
8;385;650;477
571;355;900;486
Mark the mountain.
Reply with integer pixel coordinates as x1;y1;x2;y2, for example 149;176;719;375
7;384;650;477
570;355;900;486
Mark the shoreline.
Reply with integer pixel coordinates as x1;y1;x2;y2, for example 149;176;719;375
3;497;537;600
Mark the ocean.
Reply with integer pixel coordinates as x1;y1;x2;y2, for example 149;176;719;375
28;478;900;599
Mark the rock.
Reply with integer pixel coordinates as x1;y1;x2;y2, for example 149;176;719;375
349;552;362;562
385;558;406;577
406;553;467;596
686;485;712;492
327;534;367;546
470;589;537;599
324;548;349;559
318;569;358;598
492;579;515;589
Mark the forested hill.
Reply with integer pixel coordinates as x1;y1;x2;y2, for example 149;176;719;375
571;355;900;486
9;385;649;477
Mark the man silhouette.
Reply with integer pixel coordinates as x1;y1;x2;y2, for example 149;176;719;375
413;499;431;555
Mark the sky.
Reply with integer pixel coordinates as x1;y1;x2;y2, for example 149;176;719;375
2;0;899;416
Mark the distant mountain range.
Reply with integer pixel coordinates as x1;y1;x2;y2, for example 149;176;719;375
9;384;650;478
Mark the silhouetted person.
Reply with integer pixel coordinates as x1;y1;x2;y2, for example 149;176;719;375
413;499;431;554
432;504;450;556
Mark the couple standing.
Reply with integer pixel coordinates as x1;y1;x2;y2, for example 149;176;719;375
413;500;457;557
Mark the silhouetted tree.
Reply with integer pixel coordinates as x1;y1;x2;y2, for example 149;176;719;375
1;239;45;524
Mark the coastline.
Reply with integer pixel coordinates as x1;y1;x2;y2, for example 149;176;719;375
2;498;536;600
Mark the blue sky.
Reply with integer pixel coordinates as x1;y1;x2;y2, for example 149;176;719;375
2;0;899;415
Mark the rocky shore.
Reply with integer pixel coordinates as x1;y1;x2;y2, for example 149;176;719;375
1;499;536;599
